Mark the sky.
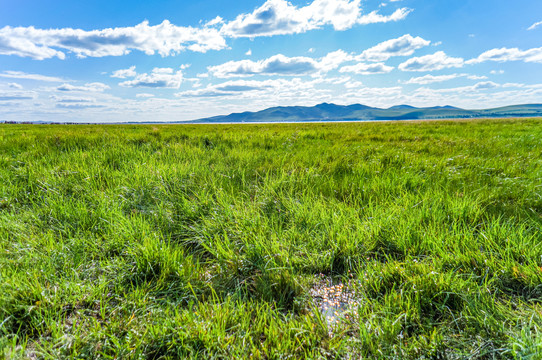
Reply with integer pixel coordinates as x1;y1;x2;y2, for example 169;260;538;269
1;0;542;122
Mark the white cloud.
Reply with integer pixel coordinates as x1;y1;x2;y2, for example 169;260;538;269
355;34;430;62
0;71;65;82
185;77;202;88
318;50;353;72
0;33;66;60
415;81;500;95
0;91;36;101
206;16;224;27
490;70;504;75
528;21;542;31
208;49;353;78
245;49;252;56
0;20;227;60
209;54;318;77
4;76;542;123
119;68;184;88
175;77;340;100
472;81;499;90
151;67;174;74
8;83;23;89
0;1;412;60
467;47;542;64
344;80;363;89
175;79;299;97
402;74;459;84
398;51;464;72
221;0;411;37
401;73;487;85
51;95;96;103
339;62;393;74
502;83;525;88
176;79;285;97
136;93;155;98
468;75;488;80
111;66;137;79
209;35;428;78
56;103;105;109
57;82;110;92
356;8;412;25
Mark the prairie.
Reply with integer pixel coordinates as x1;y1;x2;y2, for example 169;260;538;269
1;118;542;358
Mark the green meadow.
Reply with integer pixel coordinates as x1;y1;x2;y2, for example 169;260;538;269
1;118;542;359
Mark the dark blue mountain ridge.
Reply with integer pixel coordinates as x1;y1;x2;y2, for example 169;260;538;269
187;103;542;123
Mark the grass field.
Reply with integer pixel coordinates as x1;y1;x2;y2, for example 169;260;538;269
1;119;542;359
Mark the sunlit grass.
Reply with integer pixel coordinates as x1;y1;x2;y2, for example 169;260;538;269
1;118;542;358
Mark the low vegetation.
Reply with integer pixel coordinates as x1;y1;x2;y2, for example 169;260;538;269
1;119;542;358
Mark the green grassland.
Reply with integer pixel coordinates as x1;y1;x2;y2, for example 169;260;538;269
1;119;542;359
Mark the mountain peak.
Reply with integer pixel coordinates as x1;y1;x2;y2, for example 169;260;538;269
388;104;417;110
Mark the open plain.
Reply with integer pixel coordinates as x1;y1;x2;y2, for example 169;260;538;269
1;118;542;358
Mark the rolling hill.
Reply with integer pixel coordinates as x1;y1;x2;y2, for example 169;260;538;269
189;103;542;123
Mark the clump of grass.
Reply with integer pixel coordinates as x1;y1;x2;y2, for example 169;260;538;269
1;118;542;358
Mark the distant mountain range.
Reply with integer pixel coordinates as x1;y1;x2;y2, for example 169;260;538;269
3;103;542;125
188;103;542;123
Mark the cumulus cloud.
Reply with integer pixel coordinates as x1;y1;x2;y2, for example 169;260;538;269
356;8;412;25
208;35;428;78
355;34;430;62
119;67;184;88
0;33;66;60
221;0;411;37
467;47;542;64
318;50;353;72
8;83;23;89
398;51;464;71
111;66;137;79
339;62;393;74
0;70;65;82
0;1;412;60
401;73;487;84
209;54;317;77
208;50;354;78
472;81;499;90
528;21;542;31
136;93;155;98
0;20;227;60
57;82;110;92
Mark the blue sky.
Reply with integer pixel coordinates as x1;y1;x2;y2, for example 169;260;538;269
1;0;541;122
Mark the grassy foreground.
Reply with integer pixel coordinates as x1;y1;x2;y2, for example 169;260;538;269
1;119;542;359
